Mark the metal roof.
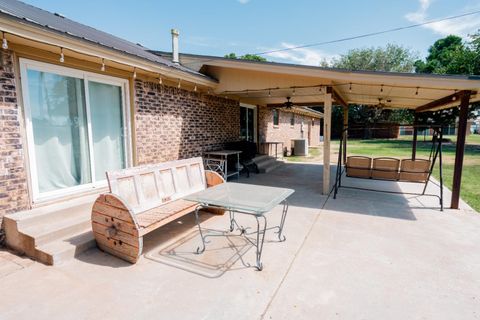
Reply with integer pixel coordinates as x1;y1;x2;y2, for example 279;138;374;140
0;0;211;80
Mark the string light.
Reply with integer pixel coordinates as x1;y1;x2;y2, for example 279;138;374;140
319;86;322;93
415;87;419;95
101;58;106;72
59;47;64;63
2;32;8;50
158;75;162;85
292;88;296;96
268;89;271;97
177;79;181;89
133;67;137;79
380;84;384;93
452;89;457;101
194;85;197;92
349;83;352;92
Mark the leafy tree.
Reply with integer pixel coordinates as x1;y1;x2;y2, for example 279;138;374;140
330;44;418;72
414;32;480;126
224;53;267;62
327;44;418;135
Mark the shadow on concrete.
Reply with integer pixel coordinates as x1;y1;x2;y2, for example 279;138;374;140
327;174;419;221
236;162;327;210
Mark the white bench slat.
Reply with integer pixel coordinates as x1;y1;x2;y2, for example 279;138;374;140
107;157;206;215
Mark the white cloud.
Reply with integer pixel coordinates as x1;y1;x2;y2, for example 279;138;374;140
405;0;480;36
237;0;250;4
263;42;338;66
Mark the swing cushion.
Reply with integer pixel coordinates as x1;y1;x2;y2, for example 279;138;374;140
371;157;400;181
346;156;372;178
399;159;431;182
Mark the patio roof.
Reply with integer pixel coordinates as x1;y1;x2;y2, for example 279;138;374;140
152;51;480;111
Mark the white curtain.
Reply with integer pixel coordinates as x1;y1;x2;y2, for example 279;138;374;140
28;70;91;193
88;81;125;181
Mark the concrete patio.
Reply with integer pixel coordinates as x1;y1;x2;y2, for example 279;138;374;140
1;162;479;320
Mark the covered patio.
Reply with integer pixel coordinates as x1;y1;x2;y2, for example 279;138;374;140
181;54;480;209
1;162;479;319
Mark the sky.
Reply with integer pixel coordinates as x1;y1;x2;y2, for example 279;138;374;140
22;0;480;66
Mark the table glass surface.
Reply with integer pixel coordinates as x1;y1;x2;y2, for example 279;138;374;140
185;183;294;214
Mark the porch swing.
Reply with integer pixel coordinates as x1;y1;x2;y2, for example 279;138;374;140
332;125;444;211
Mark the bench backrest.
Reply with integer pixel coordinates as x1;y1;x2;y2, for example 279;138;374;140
106;157;206;214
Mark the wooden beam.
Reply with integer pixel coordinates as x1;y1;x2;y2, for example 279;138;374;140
267;102;323;108
412;113;418;160
416;90;475;112
327;86;348;107
451;91;471;209
342;105;348;164
323;92;332;195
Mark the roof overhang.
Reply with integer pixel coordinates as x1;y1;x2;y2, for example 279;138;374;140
177;53;480;111
0;15;218;87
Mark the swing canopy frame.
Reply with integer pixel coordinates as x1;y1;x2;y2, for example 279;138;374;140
332;125;445;211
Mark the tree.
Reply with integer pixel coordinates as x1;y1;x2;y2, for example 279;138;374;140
413;35;477;75
224;52;267;62
330;44;418;72
327;44;418;135
414;32;480;126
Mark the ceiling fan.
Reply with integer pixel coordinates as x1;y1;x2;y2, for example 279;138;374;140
281;96;295;109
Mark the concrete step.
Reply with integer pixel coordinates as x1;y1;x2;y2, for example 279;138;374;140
256;158;284;173
260;161;284;173
7;193;98;229
4;192;99;265
252;154;271;163
35;229;96;265
22;213;91;247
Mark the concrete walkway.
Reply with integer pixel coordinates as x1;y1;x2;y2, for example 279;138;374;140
1;163;479;320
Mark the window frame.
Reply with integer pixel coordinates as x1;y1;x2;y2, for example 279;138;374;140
273;109;279;127
239;103;257;142
19;58;132;203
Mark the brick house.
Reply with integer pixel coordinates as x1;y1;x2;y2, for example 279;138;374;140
0;0;322;257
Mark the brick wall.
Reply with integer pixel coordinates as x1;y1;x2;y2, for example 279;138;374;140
258;106;321;156
134;79;240;164
0;50;29;224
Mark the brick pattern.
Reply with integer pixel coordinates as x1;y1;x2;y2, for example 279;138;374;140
0;50;29;223
258;106;321;156
134;79;240;164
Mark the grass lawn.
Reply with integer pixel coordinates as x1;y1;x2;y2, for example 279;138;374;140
286;135;480;211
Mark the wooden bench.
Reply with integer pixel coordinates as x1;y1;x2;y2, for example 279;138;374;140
346;156;372;178
399;159;431;182
91;157;225;263
371;157;400;181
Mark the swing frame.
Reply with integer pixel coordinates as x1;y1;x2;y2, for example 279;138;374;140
332;125;444;211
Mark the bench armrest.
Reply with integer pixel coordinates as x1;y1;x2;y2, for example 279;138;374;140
205;170;225;187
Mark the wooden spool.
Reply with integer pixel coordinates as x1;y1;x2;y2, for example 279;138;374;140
91;194;142;263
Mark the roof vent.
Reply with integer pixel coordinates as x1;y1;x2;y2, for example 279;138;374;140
54;12;65;18
171;29;179;64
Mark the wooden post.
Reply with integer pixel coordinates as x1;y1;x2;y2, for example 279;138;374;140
412;113;418;160
323;91;332;195
451;92;471;209
342;105;348;164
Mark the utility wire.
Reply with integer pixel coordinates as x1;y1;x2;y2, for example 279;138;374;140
183;9;480;66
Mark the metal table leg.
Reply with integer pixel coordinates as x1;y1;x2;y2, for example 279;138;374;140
194;201;290;271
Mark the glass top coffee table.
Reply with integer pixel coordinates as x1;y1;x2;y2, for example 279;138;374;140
185;182;294;270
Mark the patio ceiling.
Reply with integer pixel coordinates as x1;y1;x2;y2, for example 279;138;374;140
178;55;480;111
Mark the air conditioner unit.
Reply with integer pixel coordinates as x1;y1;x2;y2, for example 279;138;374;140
291;139;308;156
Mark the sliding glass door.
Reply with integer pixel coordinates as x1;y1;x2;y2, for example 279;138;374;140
21;59;130;201
240;104;256;142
